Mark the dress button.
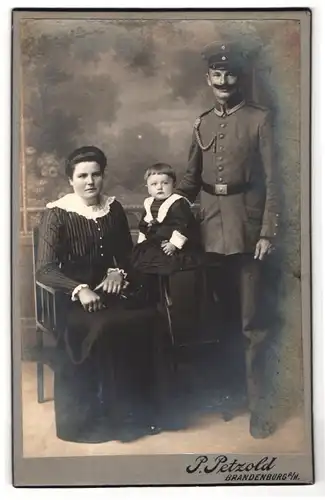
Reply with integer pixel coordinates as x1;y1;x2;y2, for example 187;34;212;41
220;123;226;128
218;166;224;171
217;156;223;161
219;133;224;139
219;177;223;182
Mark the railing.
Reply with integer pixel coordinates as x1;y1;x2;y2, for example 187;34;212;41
19;203;200;236
19;205;145;236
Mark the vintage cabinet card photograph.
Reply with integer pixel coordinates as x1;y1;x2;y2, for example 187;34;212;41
11;9;313;487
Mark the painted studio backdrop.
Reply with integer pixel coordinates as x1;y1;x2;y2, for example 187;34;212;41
19;18;302;421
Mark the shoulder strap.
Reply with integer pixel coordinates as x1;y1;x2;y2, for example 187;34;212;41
193;107;217;152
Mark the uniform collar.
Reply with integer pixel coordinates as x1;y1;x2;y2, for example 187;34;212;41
214;92;245;117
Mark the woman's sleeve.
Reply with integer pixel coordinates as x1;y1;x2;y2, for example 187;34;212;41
36;208;84;294
111;201;134;271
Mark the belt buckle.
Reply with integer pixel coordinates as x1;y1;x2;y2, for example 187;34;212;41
215;183;228;195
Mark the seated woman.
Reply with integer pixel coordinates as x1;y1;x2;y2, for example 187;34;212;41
36;145;163;443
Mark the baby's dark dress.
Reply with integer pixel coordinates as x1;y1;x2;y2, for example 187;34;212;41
131;194;201;276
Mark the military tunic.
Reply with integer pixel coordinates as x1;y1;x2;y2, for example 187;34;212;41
177;94;280;254
177;93;280;419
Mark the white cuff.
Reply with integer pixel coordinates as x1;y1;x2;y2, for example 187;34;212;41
137;232;147;243
169;230;188;250
71;284;89;301
106;267;127;280
94;268;128;292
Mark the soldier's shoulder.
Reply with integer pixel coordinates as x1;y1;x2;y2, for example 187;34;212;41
199;106;215;118
193;107;215;128
245;102;273;123
245;101;271;114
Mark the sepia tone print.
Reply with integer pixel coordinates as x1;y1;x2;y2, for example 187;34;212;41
12;10;312;486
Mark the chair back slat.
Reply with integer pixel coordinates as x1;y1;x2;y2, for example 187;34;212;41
32;227;42;325
32;225;66;340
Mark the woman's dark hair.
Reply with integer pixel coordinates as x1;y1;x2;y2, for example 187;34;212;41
144;162;176;185
66;146;107;178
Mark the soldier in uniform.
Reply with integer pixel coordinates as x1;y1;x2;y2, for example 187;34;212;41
176;41;280;438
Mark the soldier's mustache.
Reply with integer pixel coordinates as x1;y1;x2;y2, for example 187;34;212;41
213;84;234;90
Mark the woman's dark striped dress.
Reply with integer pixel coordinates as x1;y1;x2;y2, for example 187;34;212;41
36;199;132;294
36;198;160;442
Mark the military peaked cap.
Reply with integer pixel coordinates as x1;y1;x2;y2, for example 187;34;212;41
201;41;247;72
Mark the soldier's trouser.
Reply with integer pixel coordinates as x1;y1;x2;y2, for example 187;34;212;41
206;253;269;414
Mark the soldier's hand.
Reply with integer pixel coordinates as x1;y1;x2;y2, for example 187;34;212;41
254;238;273;261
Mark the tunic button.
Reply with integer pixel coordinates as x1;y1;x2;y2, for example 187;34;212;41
219;177;223;182
217;156;223;161
100;245;103;248
100;236;103;240
219;146;224;151
218;166;224;171
220;123;226;128
219;133;225;139
101;253;104;257
98;228;101;231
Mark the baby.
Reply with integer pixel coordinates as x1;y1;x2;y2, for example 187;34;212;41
131;163;200;276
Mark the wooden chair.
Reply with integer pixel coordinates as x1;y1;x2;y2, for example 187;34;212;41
152;208;222;370
158;267;237;422
158;265;221;369
32;226;65;403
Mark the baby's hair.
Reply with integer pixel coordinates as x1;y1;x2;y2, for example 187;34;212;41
144;163;176;185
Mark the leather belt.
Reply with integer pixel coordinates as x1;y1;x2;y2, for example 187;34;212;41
202;181;251;196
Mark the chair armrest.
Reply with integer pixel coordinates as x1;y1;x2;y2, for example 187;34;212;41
35;281;62;296
35;281;68;334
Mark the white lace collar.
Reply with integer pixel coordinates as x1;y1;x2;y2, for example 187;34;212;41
143;193;189;223
46;193;116;220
